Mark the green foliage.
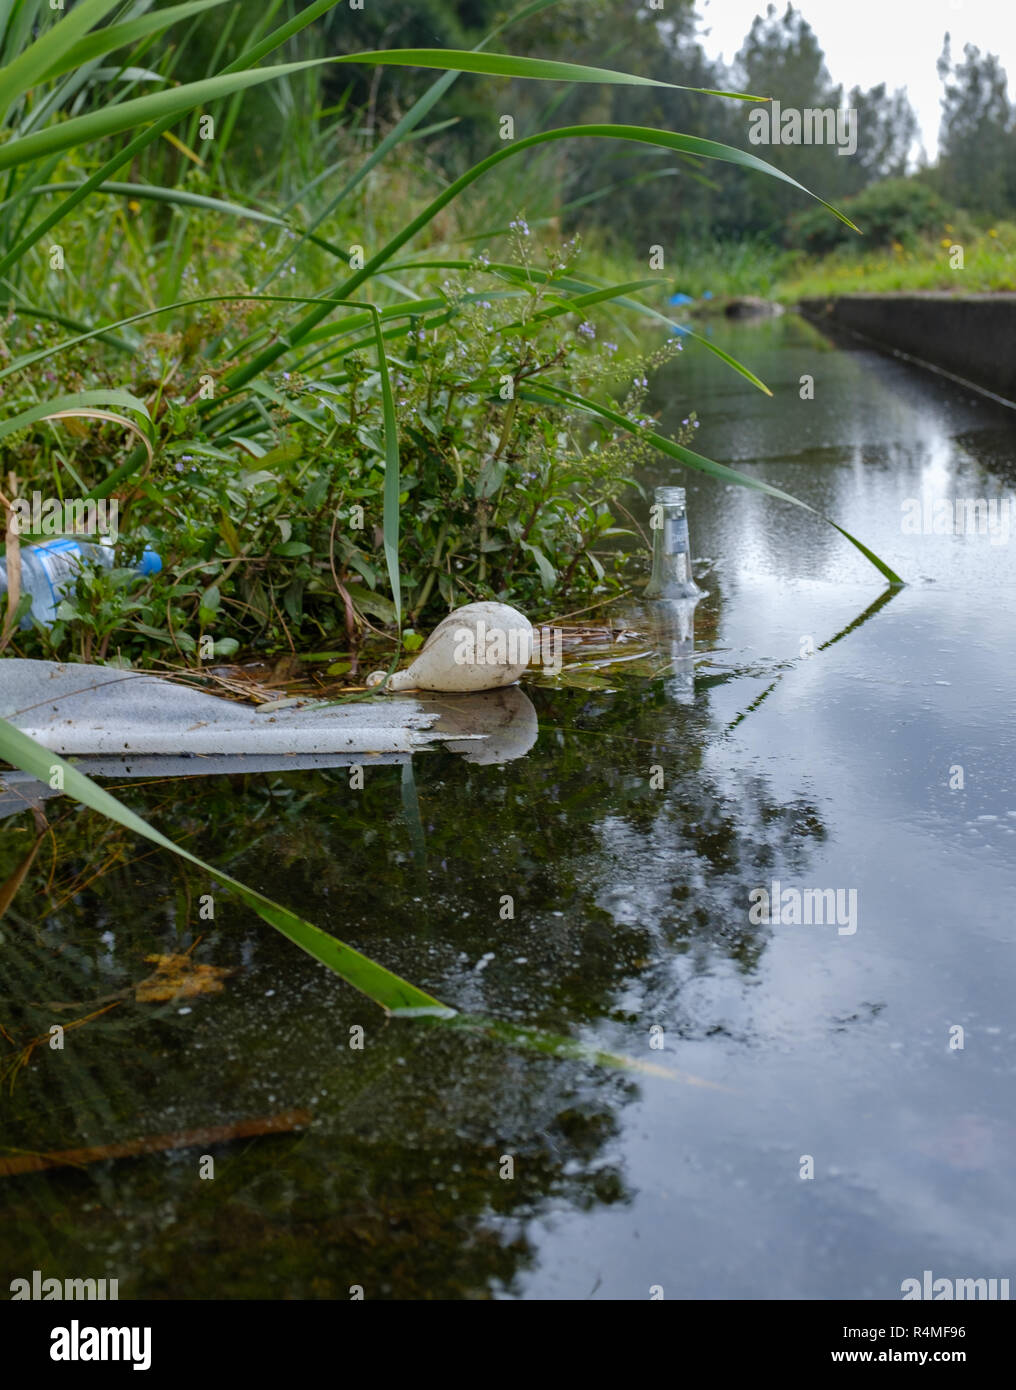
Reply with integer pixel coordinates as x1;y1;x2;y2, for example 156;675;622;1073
773;220;1016;300
0;0;893;672
4;235;698;661
785;177;950;253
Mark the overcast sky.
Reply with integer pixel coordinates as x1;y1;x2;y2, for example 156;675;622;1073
694;0;1016;161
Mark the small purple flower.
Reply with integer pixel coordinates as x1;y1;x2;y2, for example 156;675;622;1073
604;342;617;354
577;321;596;340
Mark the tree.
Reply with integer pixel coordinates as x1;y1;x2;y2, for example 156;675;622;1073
735;3;847;231
841;83;918;195
936;36;1015;215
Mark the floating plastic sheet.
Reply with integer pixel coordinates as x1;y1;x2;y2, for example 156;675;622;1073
0;660;446;756
0;663;539;814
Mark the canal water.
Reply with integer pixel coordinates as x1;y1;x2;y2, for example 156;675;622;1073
1;313;1013;1299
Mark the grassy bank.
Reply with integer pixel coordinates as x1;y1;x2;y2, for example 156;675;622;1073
1;0;906;679
653;221;1016;311
773;220;1016;300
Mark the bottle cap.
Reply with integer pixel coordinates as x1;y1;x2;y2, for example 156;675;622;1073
654;486;686;505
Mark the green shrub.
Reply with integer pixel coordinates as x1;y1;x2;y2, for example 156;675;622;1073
785;177;949;253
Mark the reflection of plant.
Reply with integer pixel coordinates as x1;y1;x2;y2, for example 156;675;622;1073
0;659;834;1294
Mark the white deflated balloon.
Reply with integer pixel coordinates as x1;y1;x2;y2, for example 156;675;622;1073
367;601;533;693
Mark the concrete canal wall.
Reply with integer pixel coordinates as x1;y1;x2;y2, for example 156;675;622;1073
798;293;1016;406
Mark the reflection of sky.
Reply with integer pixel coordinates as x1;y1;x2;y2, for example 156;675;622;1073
645;316;1016;589
515;321;1016;1299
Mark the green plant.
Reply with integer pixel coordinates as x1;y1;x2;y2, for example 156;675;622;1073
1;0;898;666
785;176;950;253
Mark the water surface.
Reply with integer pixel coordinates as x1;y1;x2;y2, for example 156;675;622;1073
2;314;1014;1299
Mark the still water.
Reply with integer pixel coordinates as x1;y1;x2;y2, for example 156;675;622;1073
1;314;1014;1299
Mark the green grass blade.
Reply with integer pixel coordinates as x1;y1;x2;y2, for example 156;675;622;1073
221;122;855;397
5;180;293;226
0;388;152;442
496;278;664;332
332;49;767;100
6;179;348;263
522;381;903;586
214;0;341;70
0;720;705;1079
369;309;402;630
674;327;773;395
0;0;122;108
37;0;234;85
0;59;325;173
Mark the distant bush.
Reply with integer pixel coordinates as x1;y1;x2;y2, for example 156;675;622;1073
785;178;949;253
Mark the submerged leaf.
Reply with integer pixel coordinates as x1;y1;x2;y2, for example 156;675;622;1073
134;954;234;1003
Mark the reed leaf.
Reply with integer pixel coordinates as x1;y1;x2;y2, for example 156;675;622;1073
0;720;712;1082
0;60;325;173
521;381;904;585
330;49;768;100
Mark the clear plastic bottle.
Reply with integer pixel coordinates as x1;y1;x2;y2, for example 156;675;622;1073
644;485;703;600
0;537;161;628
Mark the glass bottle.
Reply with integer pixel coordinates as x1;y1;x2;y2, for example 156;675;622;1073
644;486;702;600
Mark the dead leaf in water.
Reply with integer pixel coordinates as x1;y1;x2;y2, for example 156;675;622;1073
135;954;234;1003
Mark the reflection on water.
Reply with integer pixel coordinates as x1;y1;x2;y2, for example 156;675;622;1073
1;316;1014;1299
632;596;700;703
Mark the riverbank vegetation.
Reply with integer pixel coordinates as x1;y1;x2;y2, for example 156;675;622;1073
1;0;906;676
5;0;1010;669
